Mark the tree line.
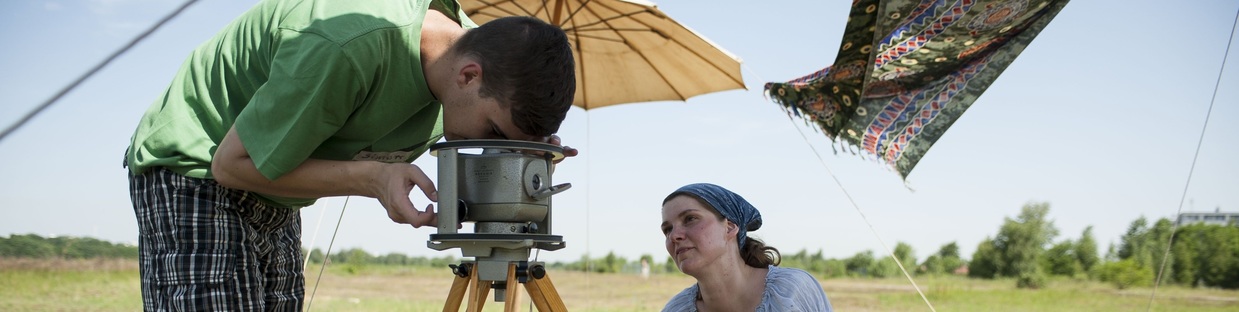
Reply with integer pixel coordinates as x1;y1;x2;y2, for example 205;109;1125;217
964;202;1238;290
5;203;1236;290
0;234;137;259
539;202;1237;291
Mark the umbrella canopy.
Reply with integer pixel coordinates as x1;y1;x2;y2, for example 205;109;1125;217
462;0;746;109
764;0;1070;179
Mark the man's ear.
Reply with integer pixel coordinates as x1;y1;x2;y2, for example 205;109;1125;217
457;61;482;88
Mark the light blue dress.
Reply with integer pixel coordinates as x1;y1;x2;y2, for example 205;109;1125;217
661;266;833;311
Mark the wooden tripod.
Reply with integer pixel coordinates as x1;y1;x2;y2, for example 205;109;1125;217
442;261;567;312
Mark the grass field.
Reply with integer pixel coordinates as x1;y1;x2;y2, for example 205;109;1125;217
2;258;1236;311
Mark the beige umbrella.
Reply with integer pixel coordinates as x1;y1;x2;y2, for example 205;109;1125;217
462;0;746;109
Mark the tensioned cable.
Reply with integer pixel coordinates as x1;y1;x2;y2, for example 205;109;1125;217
585;111;594;276
0;0;199;143
1146;6;1238;311
744;64;937;312
307;196;351;311
302;198;332;269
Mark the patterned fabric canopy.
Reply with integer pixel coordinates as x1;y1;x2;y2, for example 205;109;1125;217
764;0;1069;178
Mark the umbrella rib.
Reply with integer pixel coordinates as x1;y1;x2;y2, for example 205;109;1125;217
468;0;547;21
573;26;652;32
467;1;531;21
535;0;553;20
562;11;649;33
666;32;745;90
568;33;625;43
567;28;672;45
583;3;688;100
558;0;595;28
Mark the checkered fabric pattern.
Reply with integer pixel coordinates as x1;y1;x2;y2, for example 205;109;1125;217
129;168;304;311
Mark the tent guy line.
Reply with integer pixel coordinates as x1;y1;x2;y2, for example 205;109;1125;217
0;0;200;143
1146;7;1239;312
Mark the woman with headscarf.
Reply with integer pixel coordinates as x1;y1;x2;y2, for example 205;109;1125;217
660;183;832;312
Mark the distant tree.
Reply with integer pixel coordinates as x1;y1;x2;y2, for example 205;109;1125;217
992;202;1058;278
1145;219;1176;278
664;256;679;274
1117;217;1150;265
845;250;874;277
0;234;136;259
1042;240;1080;277
331;248;373;266
1016;266;1049;289
377;252;409;265
54;236;115;258
1104;243;1118;262
1074;226;1100;275
938;242;964;274
0;234;55;258
307;248;325;264
1168;226;1198;285
638;254;655;267
821;259;847;278
871;258;900;278
782;249;810;272
1116;217;1178;284
892;242;917;272
921;242;963;275
598;251;625;273
1193;224;1239;288
429;255;457;268
969;237;1000;279
808;249;828;275
920;255;942;274
861;242;916;279
1097;259;1153;289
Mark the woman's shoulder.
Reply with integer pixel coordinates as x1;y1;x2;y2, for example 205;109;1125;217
661;284;699;312
767;266;819;284
760;266;833;311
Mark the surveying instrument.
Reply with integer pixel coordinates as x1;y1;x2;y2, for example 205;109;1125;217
427;140;572;312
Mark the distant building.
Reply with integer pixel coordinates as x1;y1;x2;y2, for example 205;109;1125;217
952;265;969;276
1177;210;1239;226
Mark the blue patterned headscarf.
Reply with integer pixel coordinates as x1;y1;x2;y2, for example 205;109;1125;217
663;183;763;250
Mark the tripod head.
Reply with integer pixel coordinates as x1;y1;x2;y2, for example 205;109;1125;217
427;140;571;301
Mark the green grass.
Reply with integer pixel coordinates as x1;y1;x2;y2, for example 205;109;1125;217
0;258;142;311
822;275;1239;312
3;259;1236;311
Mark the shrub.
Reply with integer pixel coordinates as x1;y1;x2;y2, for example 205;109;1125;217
1096;259;1152;289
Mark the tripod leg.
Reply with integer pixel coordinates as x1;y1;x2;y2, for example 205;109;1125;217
443;266;470;312
524;266;567;312
467;266;489;312
504;262;522;312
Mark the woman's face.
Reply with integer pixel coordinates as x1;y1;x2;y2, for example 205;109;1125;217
661;195;736;275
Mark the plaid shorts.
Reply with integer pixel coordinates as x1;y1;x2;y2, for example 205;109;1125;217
129;168;303;311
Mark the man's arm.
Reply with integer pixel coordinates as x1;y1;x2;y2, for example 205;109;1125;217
211;125;438;227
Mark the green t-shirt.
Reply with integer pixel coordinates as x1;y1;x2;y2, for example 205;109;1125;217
127;0;477;208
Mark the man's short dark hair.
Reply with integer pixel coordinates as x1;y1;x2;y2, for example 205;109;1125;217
451;16;576;137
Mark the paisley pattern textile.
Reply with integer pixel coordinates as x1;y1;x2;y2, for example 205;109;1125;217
764;0;1069;178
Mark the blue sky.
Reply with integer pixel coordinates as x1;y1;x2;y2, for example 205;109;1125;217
1;0;1237;265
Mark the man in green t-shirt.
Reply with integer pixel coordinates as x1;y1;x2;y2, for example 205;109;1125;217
124;0;576;310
